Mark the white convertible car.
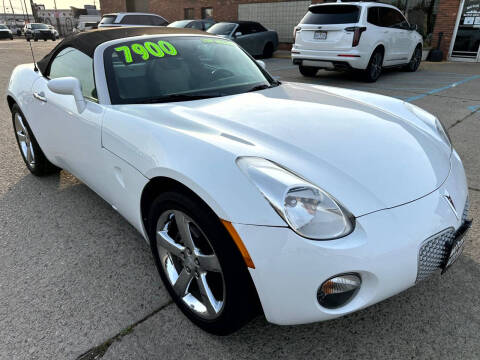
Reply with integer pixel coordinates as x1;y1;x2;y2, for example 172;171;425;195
7;27;471;335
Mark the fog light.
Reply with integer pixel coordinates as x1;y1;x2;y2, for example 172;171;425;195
317;273;361;309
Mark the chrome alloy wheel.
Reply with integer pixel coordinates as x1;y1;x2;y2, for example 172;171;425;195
156;210;225;319
14;112;35;167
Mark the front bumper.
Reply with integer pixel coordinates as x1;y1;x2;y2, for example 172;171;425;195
235;150;470;325
29;31;53;39
0;31;13;39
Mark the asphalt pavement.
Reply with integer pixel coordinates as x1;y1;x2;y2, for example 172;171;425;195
0;39;479;359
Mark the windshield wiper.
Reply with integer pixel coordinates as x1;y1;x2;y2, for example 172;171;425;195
246;82;280;93
135;93;223;104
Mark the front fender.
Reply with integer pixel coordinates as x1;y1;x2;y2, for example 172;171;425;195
102;106;287;227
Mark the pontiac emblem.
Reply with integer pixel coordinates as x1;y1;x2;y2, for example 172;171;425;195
443;190;458;219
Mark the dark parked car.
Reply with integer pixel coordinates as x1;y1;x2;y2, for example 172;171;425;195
24;23;56;41
207;21;278;58
0;24;13;40
168;19;215;31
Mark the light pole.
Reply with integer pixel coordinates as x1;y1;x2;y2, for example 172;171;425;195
7;0;15;26
53;0;60;36
22;0;29;22
2;0;7;24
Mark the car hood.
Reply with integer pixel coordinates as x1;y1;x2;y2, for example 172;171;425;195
114;82;452;217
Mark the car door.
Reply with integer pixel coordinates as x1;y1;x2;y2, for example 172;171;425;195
379;8;409;64
30;47;106;188
366;6;392;58
391;9;411;61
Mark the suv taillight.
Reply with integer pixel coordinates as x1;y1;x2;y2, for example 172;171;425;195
293;26;301;40
345;26;366;47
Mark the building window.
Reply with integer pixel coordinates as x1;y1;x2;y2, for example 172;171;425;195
201;7;213;19
184;8;195;20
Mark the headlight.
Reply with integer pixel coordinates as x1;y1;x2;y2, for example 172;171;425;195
404;102;451;148
237;157;355;240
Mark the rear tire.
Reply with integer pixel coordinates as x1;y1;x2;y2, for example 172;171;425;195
404;45;422;72
11;104;60;176
262;43;274;58
299;65;318;77
148;191;259;335
364;48;383;82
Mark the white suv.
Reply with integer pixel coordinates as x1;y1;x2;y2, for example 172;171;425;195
292;2;423;82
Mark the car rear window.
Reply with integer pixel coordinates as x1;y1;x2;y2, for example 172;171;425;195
300;5;360;25
100;15;116;25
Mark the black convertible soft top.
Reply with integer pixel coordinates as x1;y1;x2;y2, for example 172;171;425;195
37;26;205;75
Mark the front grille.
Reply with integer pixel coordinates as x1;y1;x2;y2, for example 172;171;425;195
416;197;470;282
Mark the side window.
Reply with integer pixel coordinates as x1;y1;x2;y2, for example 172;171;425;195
392;10;409;29
238;23;253;35
379;8;409;29
150;15;168;26
189;21;203;30
251;23;266;33
203;22;214;30
49;47;97;101
367;7;380;26
120;15;149;25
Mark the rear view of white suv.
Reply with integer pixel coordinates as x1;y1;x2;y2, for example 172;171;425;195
292;2;423;82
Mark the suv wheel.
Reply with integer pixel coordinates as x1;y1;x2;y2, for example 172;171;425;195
299;65;318;77
364;49;383;82
405;45;422;72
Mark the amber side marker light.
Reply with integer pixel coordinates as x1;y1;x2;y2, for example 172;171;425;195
221;220;255;269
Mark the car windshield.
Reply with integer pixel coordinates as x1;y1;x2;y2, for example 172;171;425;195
31;23;49;29
168;20;191;28
104;36;277;104
207;23;236;35
0;25;7;29
301;5;360;24
100;15;116;24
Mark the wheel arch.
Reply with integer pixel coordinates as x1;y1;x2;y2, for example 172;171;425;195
140;176;222;235
6;95;16;111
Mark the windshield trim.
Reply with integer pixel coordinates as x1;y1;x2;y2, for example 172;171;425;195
97;34;277;105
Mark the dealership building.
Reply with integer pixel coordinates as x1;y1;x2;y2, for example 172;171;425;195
99;0;480;61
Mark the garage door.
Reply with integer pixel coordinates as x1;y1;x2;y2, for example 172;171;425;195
238;1;311;43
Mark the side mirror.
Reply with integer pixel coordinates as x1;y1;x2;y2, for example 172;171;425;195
47;77;86;113
256;60;266;70
234;31;242;37
409;23;418;31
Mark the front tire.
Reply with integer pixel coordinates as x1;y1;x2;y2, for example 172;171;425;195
262;42;274;58
405;45;422;72
299;65;318;77
364;48;384;82
11;104;60;176
148;191;259;335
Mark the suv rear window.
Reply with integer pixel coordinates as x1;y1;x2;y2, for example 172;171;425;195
300;5;360;25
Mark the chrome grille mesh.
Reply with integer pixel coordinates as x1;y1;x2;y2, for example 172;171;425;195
416;197;470;283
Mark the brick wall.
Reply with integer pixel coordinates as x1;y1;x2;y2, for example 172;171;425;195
431;0;462;59
100;0;324;23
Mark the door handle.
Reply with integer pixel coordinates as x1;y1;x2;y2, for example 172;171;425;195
33;91;47;102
